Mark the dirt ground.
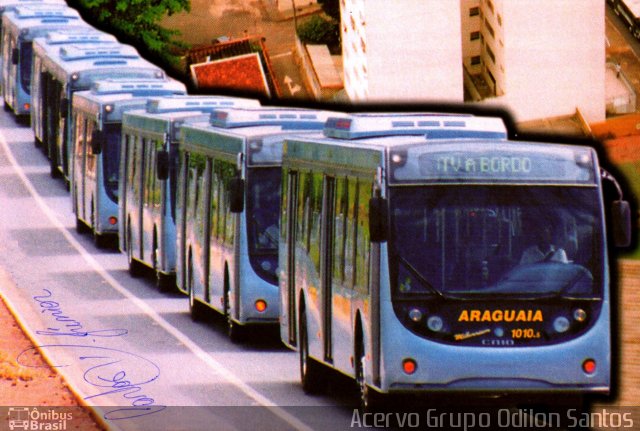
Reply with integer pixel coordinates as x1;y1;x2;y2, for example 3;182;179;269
0;294;105;430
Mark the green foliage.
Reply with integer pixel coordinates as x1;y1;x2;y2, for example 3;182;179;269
296;15;340;51
67;0;191;66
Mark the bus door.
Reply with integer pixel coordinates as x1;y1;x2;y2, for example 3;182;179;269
119;134;130;245
320;176;335;362
74;113;87;220
285;171;298;346
133;138;146;257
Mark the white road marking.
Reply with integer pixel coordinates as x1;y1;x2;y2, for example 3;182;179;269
0;130;314;431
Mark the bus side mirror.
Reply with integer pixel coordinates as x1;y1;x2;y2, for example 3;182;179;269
229;177;244;213
11;48;18;65
369;196;388;243
90;129;103;154
156;150;169;180
60;98;69;114
612;200;632;248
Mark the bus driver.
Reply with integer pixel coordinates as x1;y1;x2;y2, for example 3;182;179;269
519;221;569;264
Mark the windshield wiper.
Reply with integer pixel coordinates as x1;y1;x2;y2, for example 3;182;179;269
396;254;447;299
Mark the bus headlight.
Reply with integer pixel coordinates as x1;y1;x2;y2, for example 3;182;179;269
553;316;570;333
573;308;587;322
427;315;443;332
408;308;422;322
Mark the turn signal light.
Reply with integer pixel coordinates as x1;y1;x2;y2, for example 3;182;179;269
582;358;596;375
402;358;417;375
255;299;267;313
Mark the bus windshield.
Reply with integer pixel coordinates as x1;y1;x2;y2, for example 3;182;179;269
102;123;121;203
246;167;281;283
388;185;602;300
20;42;32;94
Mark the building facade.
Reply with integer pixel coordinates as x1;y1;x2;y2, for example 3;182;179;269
341;0;605;123
340;0;464;103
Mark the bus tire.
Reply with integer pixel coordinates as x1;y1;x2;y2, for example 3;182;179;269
75;217;89;234
156;272;175;293
49;149;61;179
127;229;144;277
224;286;244;343
153;234;174;292
356;341;383;413
188;257;205;321
299;310;325;394
94;232;110;249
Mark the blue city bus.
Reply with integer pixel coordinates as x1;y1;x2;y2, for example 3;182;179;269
119;95;260;291
31;29;118;150
71;79;187;248
0;0;67;91
1;4;85;119
35;41;165;180
278;113;632;410
176;108;339;341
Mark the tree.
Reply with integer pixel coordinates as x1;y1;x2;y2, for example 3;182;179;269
67;0;190;70
318;0;340;21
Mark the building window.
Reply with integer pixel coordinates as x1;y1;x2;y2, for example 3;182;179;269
486;46;495;64
487;0;494;14
485;20;495;39
471;56;481;65
470;6;479;16
470;31;480;41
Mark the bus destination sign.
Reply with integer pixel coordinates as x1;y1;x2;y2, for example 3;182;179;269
390;143;595;184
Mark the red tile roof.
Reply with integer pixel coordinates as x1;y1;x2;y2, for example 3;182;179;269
190;53;270;97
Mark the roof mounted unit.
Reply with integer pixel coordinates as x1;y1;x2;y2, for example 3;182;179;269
45;31;117;45
210;108;336;130
145;95;260;114
323;113;507;140
14;5;79;19
58;44;139;61
90;78;186;96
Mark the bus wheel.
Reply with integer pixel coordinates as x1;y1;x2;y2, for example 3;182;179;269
94;232;110;249
156;272;175;293
127;229;144;277
299;311;324;394
356;343;383;413
188;259;205;322
224;287;244;343
153;239;174;292
75;217;89;234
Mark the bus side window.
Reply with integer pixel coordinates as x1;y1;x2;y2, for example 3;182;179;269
297;171;309;253
309;171;323;274
74;112;85;160
355;179;372;292
86;120;96;176
345;178;357;289
333;176;348;284
210;162;219;240
223;161;235;246
153;141;163;208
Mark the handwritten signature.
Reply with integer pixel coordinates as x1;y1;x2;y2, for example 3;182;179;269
17;344;166;420
33;289;128;338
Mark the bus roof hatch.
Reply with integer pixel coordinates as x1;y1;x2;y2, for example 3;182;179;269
90;78;187;96
14;5;79;19
44;31;116;45
210;108;337;130
323;113;508;140
58;44;139;61
145;95;260;114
